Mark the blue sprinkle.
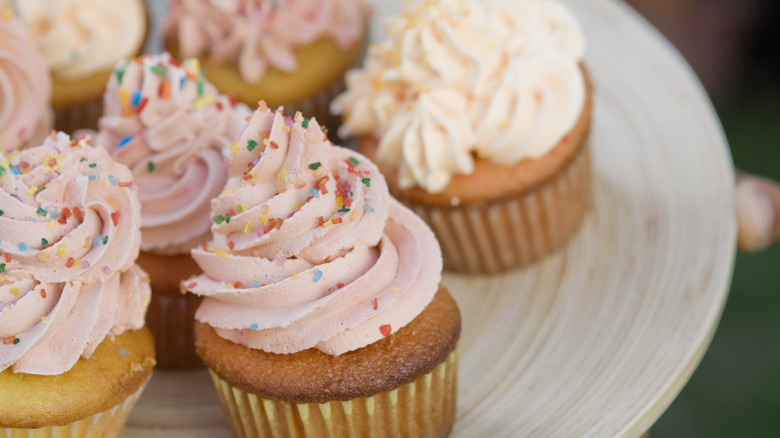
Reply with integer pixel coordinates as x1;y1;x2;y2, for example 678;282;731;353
312;269;323;283
363;205;375;212
9;165;20;175
18;242;26;251
91;235;102;247
251;280;259;288
180;77;187;87
309;188;320;199
87;174;97;181
250;323;258;330
48;209;58;219
108;175;117;186
117;135;133;148
132;90;142;107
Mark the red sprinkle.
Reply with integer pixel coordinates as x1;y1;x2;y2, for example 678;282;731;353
73;207;83;219
58;216;67;224
270;141;279;149
3;336;14;345
317;216;325;226
118;182;133;188
243;174;253;181
159;80;171;99
228;93;236;107
3;253;10;263
62;207;72;218
332;217;343;224
227;241;235;250
111;211;121;226
379;325;392;337
169;58;182;68
200;242;208;250
40;289;46;298
372;298;378;310
66;257;75;268
234;282;242;289
216;101;224;111
136;97;149;113
337;283;344;289
187;282;197;289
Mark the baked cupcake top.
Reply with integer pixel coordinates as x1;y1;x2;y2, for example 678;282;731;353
333;0;586;193
164;0;372;84
96;53;251;254
189;103;441;355
0;132;149;375
2;0;146;81
0;10;51;152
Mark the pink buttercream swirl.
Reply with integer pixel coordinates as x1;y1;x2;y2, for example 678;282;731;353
97;53;251;253
164;0;371;84
0;132;149;375
0;12;52;152
189;103;441;355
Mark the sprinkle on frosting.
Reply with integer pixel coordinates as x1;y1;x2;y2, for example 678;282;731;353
189;102;442;356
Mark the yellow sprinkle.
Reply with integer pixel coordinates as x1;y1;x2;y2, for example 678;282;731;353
390;286;400;293
226;283;235;289
259;215;268;226
27;185;38;196
238;204;249;213
263;138;271;146
119;87;129;108
189;58;201;73
142;293;151;308
1;157;9;169
36;252;50;263
229;142;240;154
215;248;229;258
336;196;344;208
75;258;81;267
1;8;13;21
293;271;299;279
371;77;384;90
282;125;292;132
244;222;252;234
57;244;66;258
294;111;303;122
250;172;259;180
84;237;91;248
324;219;334;228
47;220;56;230
261;205;270;215
193;96;214;109
351;209;359;221
10;288;19;296
41;316;49;324
294;201;302;211
500;120;510;129
0;275;10;285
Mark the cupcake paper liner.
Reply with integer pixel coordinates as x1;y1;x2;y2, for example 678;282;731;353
146;290;203;369
411;142;592;274
53;96;104;134
2;375;149;438
209;347;458;438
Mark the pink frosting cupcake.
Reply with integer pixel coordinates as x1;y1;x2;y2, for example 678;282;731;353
95;52;252;368
0;10;52;152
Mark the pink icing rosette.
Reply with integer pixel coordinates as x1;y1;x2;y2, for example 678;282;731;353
164;0;371;84
97;53;251;253
0;132;149;375
0;12;52;152
189;103;441;355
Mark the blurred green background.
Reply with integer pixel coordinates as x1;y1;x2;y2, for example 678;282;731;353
628;0;780;436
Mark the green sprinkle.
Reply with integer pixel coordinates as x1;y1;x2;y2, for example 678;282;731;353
197;79;204;97
214;215;225;225
349;157;360;166
147;161;155;172
36;207;47;217
13;338;19;345
115;64;127;83
338;206;350;213
362;178;371;187
103;236;108;245
302;117;310;129
41;238;48;246
150;65;167;76
309;162;321;171
0;167;5;176
225;214;231;224
0;210;4;216
0;263;5;273
89;163;97;168
80;157;86;162
247;140;257;151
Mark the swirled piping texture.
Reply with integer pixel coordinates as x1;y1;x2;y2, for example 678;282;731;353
97;53;252;253
189;103;442;355
332;0;587;193
0;132;149;375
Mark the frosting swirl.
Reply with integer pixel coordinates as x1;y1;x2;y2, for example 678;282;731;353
0;132;149;375
0;11;52;152
97;53;252;253
189;103;441;355
332;0;587;193
164;0;371;84
4;0;146;80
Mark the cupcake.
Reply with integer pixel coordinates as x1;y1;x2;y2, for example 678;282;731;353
188;103;460;437
95;53;251;368
164;0;372;131
0;9;52;151
0;132;154;436
4;0;148;132
333;0;593;273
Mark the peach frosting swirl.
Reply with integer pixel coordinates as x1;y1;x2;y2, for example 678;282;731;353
332;0;587;193
189;103;442;356
97;53;252;254
0;132;149;375
0;11;52;152
3;0;146;81
164;0;371;84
